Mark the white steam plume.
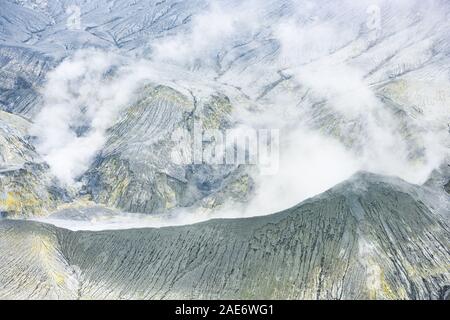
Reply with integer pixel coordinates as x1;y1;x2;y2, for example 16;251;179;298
31;49;156;186
31;0;450;229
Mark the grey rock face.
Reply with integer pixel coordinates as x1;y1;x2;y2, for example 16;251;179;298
0;0;203;117
0;162;70;218
81;85;253;214
0;173;448;299
0;110;69;217
0;45;53;117
0;109;36;165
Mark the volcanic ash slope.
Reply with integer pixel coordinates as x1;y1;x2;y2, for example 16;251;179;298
0;172;448;300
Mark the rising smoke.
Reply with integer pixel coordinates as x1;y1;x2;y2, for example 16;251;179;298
31;0;450;228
